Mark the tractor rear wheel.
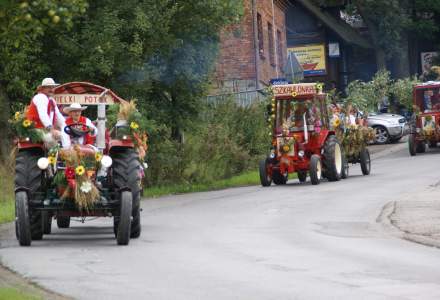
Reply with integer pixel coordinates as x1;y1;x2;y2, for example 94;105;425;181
259;159;272;187
111;148;141;239
42;212;52;234
297;171;307;183
323;136;343;182
309;155;322;185
360;148;371;176
57;216;70;228
272;170;288;185
408;134;416;156
15;192;31;246
116;191;132;246
15;150;43;241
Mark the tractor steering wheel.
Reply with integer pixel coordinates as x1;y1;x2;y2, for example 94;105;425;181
64;123;92;138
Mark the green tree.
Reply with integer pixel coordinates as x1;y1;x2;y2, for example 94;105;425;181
0;0;87;157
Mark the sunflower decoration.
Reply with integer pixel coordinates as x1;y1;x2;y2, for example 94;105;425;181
14;111;21;121
291;91;298;98
332;117;341;128
75;165;85;176
316;83;323;93
48;156;57;165
130;121;139;130
22;119;32;128
95;152;103;162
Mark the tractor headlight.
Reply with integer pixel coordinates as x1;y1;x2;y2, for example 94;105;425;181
101;155;113;168
143;162;148;169
269;149;276;159
37;157;49;170
416;128;421;133
298;150;305;157
122;135;129;140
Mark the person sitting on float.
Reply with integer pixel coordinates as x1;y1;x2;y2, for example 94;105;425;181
26;78;71;148
63;103;98;147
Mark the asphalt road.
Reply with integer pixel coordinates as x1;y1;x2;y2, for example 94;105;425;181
1;142;440;300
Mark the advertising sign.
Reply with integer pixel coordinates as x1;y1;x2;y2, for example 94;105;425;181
421;52;439;74
288;44;326;76
272;83;318;97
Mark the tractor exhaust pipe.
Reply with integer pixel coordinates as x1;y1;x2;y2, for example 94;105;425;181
303;113;309;143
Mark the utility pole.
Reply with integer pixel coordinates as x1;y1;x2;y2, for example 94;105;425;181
251;0;261;90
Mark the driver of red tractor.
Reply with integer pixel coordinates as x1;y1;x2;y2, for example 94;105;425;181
26;78;70;148
63;103;98;146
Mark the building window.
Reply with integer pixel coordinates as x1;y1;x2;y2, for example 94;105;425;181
277;30;283;70
268;22;275;66
257;13;264;58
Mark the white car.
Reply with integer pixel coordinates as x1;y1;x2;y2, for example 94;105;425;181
367;113;409;144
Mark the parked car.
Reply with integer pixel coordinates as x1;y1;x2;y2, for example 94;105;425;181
367;113;409;144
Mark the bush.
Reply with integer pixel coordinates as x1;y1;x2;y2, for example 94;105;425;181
144;100;268;187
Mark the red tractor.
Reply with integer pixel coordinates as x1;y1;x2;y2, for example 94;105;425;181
408;81;440;155
259;83;343;186
14;82;142;246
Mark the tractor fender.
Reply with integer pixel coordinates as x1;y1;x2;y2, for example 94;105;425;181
108;139;135;152
310;129;335;151
17;142;44;151
14;186;30;196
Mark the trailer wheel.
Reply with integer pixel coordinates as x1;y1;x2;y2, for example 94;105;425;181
259;159;272;187
42;211;52;234
297;171;307;183
323;136;342;182
341;154;349;179
57;216;70;228
408;134;416;156
116;191;132;246
310;155;322;185
416;141;426;153
360;148;371;175
15;150;43;241
16;192;31;246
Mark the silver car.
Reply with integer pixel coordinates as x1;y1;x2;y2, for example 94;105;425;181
367;113;408;144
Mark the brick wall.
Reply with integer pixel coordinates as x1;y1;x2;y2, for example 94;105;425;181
212;0;287;94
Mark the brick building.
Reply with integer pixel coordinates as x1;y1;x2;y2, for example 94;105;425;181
211;0;289;96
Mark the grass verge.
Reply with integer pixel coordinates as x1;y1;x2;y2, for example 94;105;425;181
0;165;14;225
144;171;261;198
0;288;42;300
144;170;298;198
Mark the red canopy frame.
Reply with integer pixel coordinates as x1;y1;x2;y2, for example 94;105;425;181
53;82;126;105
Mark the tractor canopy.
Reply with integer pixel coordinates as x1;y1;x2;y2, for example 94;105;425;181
271;83;329;135
413;81;440;112
53;82;126;105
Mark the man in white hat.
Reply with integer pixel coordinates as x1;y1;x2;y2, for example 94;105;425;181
26;78;70;148
63;103;98;146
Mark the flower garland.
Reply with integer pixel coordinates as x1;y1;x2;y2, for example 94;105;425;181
109;99;149;160
9;109;45;143
56;145;100;212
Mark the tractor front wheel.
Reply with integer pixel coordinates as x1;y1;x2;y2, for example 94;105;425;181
116;191;132;246
259;159;272;187
16;192;31;246
309;155;322;185
297;171;307;183
323;136;343;182
272;170;288;185
42;212;52;234
57;216;70;228
416;141;426;153
360;148;371;175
